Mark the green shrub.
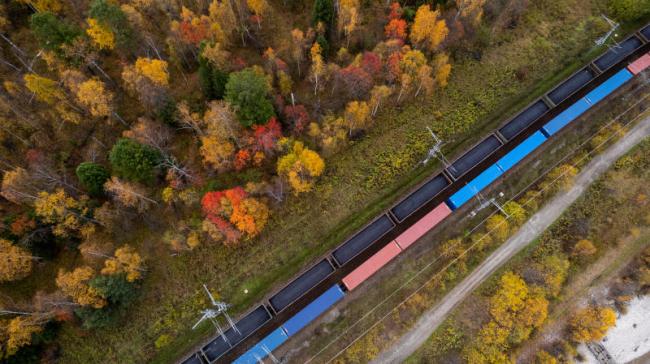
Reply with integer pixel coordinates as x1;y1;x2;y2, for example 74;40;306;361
156;97;178;125
225;68;275;127
76;274;140;330
76;162;111;197
109;139;162;184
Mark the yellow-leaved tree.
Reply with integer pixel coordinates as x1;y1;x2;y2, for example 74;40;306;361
86;18;115;50
309;42;327;95
569;306;616;342
543;164;578;192
339;0;358;47
434;53;452;87
201;42;231;72
16;0;63;13
410;5;448;53
369;85;392;117
247;0;268;29
277;140;325;195
122;58;169;106
34;189;95;237
2;315;44;354
56;266;106;308
23;74;62;104
454;0;487;24
490;272;548;331
201;136;236;170
535;350;558;364
101;245;146;282
0;238;37;282
309;115;347;157
135;58;169;86
344;101;371;135
1;168;39;204
485;213;510;244
76;79;115;118
398;49;427;101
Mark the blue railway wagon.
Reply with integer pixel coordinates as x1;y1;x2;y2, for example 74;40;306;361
231;327;289;364
496;131;547;172
201;305;272;362
585;69;633;105
498;100;549;141
269;259;335;313
331;215;395;266
446;164;503;210
281;285;345;336
547;67;596;105
541;98;592;137
447;135;503;180
390;173;450;221
594;36;643;71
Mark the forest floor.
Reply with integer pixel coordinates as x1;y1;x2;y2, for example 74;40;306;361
367;111;650;364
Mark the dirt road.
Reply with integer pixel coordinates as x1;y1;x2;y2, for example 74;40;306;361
368;114;650;364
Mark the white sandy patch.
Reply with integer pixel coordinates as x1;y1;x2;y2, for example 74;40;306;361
602;295;650;363
576;343;599;364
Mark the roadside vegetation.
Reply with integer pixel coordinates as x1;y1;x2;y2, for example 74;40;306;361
0;0;649;363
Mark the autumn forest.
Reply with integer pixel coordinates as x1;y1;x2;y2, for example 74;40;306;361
1;0;649;362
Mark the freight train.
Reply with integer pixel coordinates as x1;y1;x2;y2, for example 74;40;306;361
181;22;650;364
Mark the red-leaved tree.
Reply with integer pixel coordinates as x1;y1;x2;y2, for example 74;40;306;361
180;20;210;48
284;105;311;135
340;66;372;98
247;117;283;155
361;52;382;79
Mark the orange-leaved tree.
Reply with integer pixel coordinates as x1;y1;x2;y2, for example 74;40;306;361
201;187;269;245
572;239;597;257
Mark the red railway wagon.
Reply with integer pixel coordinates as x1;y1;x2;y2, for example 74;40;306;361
628;53;650;75
342;241;402;291
395;203;452;250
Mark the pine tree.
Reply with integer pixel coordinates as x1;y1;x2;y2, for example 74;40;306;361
311;0;334;27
